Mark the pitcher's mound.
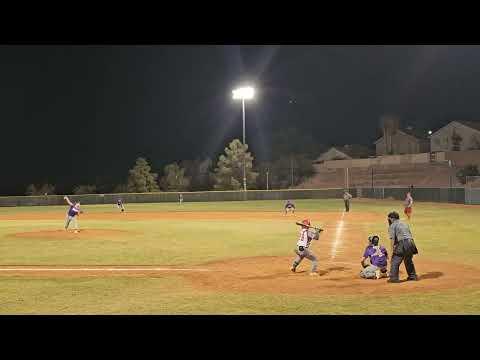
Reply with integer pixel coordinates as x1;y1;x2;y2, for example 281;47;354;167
10;229;132;240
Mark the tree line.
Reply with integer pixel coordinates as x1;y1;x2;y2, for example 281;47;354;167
25;137;318;195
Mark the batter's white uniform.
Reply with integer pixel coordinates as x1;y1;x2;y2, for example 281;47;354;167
291;228;318;273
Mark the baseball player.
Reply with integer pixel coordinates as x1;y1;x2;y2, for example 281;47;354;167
117;198;125;212
284;199;295;215
360;235;389;279
179;193;183;204
64;196;82;233
290;219;319;276
404;192;413;220
343;190;352;212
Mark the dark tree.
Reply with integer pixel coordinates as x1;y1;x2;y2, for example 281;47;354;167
127;157;160;193
213;139;258;190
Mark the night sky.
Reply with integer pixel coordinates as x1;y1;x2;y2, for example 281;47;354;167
2;44;480;195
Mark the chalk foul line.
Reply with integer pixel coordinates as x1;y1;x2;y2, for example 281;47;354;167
0;267;211;272
329;211;346;261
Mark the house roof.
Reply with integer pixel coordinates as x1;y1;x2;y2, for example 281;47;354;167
313;147;350;163
430;121;480;136
457;121;480;132
374;128;427;144
332;144;373;158
402;126;429;139
314;144;373;163
327;147;351;159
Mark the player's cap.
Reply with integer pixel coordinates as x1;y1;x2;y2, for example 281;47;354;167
301;219;311;227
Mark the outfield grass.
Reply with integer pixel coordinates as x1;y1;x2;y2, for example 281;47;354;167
0;199;479;314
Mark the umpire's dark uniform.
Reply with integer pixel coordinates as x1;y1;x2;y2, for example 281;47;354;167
387;212;418;282
343;191;352;212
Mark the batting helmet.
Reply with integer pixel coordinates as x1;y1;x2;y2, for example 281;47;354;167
301;219;311;227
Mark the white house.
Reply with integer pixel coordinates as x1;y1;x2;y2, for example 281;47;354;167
430;121;480;152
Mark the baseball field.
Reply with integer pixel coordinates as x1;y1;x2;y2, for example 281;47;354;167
0;198;479;314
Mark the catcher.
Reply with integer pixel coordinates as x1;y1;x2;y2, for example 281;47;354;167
360;235;388;279
290;219;322;276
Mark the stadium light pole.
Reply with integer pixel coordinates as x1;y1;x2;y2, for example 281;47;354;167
232;86;255;192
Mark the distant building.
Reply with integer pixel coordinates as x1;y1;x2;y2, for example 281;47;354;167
314;144;373;163
374;126;430;155
430;121;480;152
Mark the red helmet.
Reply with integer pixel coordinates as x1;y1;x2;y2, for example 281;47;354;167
301;219;311;227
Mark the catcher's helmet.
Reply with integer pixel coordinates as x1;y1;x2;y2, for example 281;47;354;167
368;235;380;246
301;219;311;227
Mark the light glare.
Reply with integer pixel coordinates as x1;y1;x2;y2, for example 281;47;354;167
232;86;255;100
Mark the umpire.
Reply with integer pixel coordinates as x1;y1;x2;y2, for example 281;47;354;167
343;190;353;212
387;211;419;283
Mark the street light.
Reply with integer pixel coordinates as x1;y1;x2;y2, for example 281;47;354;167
232;86;255;192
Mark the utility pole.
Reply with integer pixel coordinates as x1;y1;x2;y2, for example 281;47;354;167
290;156;294;187
242;98;246;192
266;168;269;191
371;167;374;189
344;167;349;190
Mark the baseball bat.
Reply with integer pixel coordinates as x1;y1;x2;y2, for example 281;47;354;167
295;222;324;232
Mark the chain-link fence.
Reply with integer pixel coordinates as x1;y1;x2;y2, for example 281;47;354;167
359;187;466;204
303;162;462;190
465;176;480;204
466;176;480;188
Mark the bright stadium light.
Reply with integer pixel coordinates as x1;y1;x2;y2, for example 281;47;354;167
232;86;255;100
232;86;255;192
428;130;433;135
